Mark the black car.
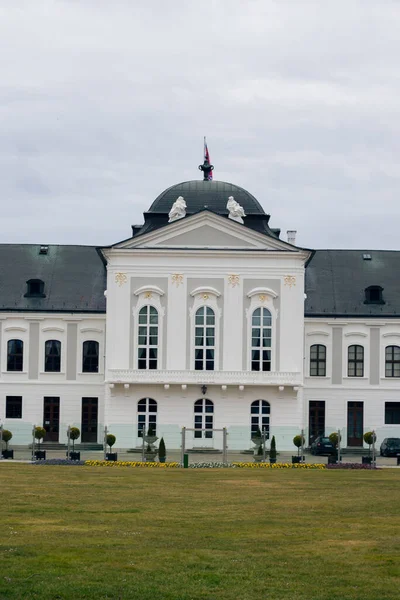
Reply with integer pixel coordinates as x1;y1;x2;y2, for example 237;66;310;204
380;438;400;457
310;436;336;456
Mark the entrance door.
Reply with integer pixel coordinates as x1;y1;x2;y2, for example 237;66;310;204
81;397;98;443
347;402;363;446
43;397;60;442
308;401;325;444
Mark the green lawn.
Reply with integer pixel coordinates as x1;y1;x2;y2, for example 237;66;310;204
0;465;399;600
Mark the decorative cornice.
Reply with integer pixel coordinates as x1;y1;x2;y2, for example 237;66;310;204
190;286;221;298
344;332;368;338
134;285;165;297
306;331;330;337
247;287;278;299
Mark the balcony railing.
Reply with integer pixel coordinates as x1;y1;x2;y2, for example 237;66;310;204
107;369;302;387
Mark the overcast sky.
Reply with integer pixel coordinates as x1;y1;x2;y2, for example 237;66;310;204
1;0;400;249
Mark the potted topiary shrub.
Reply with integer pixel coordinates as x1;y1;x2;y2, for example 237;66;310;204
269;435;277;464
292;434;305;463
362;431;375;464
158;437;166;463
328;432;341;464
34;426;46;460
106;434;117;461
69;427;81;461
1;430;14;459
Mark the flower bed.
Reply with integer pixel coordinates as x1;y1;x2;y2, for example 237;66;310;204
84;460;180;468
326;462;378;469
84;460;326;469
232;462;326;469
33;458;85;466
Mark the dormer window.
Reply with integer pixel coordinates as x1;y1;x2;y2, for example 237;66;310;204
364;285;384;305
24;279;45;298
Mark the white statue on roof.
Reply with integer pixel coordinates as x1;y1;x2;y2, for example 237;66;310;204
168;196;187;223
227;196;246;224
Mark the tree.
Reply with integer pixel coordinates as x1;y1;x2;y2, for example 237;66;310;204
293;434;304;457
2;430;12;450
363;431;376;457
329;432;341;448
34;426;46;448
69;427;80;451
270;435;277;461
158;437;166;462
106;434;116;453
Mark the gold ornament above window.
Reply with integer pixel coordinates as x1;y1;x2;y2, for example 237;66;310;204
228;274;240;287
115;273;127;287
284;275;296;288
172;274;184;287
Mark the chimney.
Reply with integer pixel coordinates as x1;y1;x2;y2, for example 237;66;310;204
287;230;297;245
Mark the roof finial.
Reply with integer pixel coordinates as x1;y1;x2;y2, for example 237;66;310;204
198;136;214;181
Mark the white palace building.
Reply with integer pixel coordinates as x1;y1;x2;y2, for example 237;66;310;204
1;156;400;451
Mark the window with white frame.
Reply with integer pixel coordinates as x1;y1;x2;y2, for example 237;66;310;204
194;398;214;438
251;308;272;371
137;398;157;437
385;345;400;378
44;340;61;372
251;400;270;438
82;340;99;373
7;339;24;372
137;306;159;370
347;345;364;377
310;344;326;376
194;307;215;371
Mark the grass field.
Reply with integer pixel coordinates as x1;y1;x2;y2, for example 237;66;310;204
0;465;399;600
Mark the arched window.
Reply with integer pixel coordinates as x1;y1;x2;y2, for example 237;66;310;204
45;340;61;372
348;345;364;377
310;344;326;376
137;398;157;437
194;307;215;371
251;400;270;439
82;341;99;373
7;339;23;372
385;345;400;378
194;398;214;439
138;306;158;370
251;308;272;371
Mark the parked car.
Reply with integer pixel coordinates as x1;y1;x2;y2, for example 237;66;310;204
380;438;400;457
310;436;336;456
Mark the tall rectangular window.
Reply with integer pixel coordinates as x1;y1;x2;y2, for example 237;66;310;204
385;402;400;424
385;346;400;378
309;401;325;444
7;339;24;372
310;345;326;376
138;306;158;370
6;396;22;419
348;345;364;377
45;340;61;372
82;341;99;373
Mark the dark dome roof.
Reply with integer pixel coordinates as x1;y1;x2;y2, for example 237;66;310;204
148;180;265;215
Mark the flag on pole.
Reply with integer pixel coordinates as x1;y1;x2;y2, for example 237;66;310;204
204;137;213;180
